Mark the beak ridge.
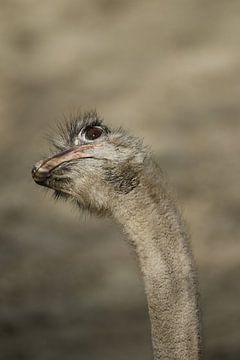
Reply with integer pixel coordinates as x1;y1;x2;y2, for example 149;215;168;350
32;144;96;184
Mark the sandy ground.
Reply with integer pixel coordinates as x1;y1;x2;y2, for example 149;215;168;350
0;1;240;359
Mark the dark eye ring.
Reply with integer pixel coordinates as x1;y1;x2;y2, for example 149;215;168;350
83;126;104;141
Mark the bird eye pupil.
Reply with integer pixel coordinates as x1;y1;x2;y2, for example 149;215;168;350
84;126;103;141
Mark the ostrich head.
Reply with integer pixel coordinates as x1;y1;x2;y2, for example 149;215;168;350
32;111;147;216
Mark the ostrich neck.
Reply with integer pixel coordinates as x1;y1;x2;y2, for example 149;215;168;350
113;172;200;360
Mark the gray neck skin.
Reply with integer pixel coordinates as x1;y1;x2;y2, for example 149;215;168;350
112;164;200;360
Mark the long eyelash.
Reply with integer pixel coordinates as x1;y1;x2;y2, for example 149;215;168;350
50;110;109;151
68;111;104;141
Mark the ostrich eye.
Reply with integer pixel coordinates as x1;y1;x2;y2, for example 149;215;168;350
84;126;103;141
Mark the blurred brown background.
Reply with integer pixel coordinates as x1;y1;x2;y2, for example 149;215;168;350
0;1;240;359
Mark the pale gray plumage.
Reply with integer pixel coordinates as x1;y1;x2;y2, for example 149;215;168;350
32;111;201;359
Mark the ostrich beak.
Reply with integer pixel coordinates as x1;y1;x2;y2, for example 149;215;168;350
32;145;96;185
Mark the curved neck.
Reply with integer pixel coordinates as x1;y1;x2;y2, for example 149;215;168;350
112;168;201;359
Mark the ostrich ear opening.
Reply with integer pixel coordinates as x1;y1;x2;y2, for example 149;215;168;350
104;162;140;194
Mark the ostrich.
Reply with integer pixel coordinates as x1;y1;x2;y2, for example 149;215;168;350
32;111;201;359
